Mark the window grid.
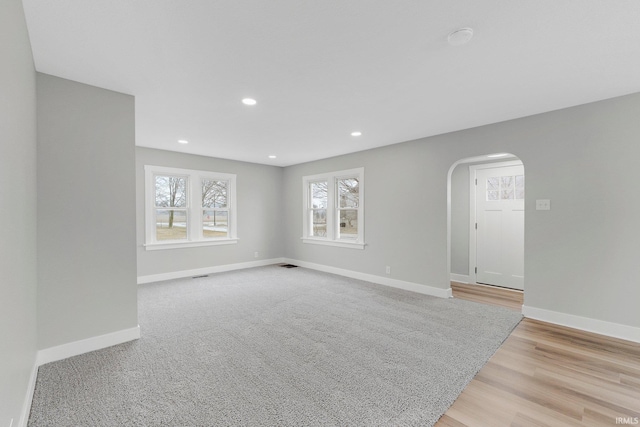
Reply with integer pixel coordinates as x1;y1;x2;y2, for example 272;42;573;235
309;180;328;238
336;177;359;240
302;168;364;249
154;174;189;242
202;179;230;239
144;165;237;250
487;174;524;201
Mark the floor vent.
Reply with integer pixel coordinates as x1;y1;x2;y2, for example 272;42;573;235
192;275;209;279
280;264;298;268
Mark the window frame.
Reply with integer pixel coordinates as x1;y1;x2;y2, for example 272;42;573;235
144;165;237;250
301;167;365;249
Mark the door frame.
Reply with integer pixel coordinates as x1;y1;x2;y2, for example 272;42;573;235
468;160;524;284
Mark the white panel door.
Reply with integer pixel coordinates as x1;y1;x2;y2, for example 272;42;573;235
475;164;524;290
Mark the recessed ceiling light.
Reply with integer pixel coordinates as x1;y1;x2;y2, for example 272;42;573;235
178;139;189;144
242;98;257;106
268;155;277;159
487;153;509;158
448;28;474;46
350;131;362;137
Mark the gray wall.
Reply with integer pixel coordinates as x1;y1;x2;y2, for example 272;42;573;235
0;0;38;423
450;163;471;276
136;148;284;277
37;73;138;349
283;93;640;329
283;141;452;288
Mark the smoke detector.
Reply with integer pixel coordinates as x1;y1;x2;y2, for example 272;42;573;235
448;28;474;46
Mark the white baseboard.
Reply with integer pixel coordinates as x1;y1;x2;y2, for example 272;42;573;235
36;325;141;367
522;305;640;344
137;258;286;284
284;258;452;299
450;273;470;284
18;362;38;427
20;325;141;426
138;257;452;298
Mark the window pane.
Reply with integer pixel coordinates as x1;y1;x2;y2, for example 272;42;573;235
487;177;499;191
515;175;524;188
310;181;328;208
338;178;359;208
311;209;327;237
203;210;228;238
202;179;228;208
487;190;499;201
515;175;525;199
156;210;187;241
339;209;358;239
501;189;514;200
500;176;513;190
155;176;187;208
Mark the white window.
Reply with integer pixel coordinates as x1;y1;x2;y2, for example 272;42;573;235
144;165;237;250
486;174;524;201
302;168;365;249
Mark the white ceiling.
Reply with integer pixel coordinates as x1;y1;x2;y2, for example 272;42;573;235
22;1;640;166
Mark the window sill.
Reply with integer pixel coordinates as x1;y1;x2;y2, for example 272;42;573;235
144;238;238;251
301;238;366;250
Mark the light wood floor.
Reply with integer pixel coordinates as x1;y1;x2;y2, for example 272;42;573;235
437;283;640;426
451;281;523;311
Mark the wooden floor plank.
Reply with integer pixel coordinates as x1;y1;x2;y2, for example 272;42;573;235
436;284;640;426
453;375;587;427
451;281;523;311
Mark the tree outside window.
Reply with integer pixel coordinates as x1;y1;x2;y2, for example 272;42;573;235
155;175;187;241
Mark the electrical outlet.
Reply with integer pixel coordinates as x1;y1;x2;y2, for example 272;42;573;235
385;266;391;274
536;199;551;210
254;251;259;258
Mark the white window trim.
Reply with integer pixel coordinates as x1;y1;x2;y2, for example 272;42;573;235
301;167;365;249
144;165;237;250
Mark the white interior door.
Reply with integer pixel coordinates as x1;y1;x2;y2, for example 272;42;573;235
473;162;524;290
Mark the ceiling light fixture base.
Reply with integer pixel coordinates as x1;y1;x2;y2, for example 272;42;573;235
448;28;474;46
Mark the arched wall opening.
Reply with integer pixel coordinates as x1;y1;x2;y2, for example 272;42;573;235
447;153;525;305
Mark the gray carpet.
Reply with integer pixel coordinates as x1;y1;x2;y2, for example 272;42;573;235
29;265;522;426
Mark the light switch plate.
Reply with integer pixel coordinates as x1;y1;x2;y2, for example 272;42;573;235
536;199;551;210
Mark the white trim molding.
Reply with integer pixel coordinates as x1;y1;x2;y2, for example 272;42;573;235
18;364;39;427
284;258;452;299
301;237;365;250
523;305;640;344
450;273;470;284
20;326;141;427
137;258;286;284
36;325;141;367
143;238;238;251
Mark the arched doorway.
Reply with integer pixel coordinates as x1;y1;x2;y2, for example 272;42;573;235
447;154;525;309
